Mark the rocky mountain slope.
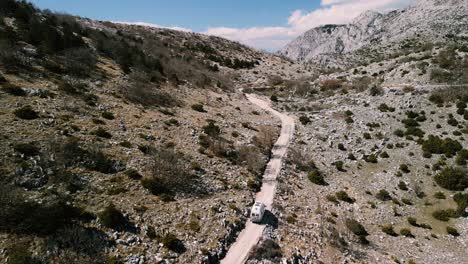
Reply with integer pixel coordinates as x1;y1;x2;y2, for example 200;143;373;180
279;0;468;68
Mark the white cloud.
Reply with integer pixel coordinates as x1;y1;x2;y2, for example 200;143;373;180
114;21;192;32
204;0;415;51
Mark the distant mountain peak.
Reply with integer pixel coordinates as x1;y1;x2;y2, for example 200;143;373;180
278;0;468;66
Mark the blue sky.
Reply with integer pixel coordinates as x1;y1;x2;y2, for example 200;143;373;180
29;0;322;32
28;0;414;51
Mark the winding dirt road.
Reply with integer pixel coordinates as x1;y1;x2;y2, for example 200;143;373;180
221;94;295;264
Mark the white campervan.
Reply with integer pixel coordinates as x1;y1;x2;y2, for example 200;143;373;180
250;202;266;223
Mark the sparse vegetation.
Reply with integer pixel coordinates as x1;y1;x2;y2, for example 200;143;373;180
14;105;39;120
434;167;468;191
98;204;126;230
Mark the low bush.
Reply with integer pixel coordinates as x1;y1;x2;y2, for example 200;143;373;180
455;149;468;166
7;244;40;264
381;224;398;236
422;135;462;157
434;191;446;199
13;143;40;156
363;133;371;140
365;154;378;163
346;219;369;244
0;187;83;235
92;127;112;139
400;164;410;173
326;194;339;204
101;111;115;120
380;151;389;158
98;204;126;230
308;169;327;186
378;103;395;112
125;169;142;180
191;103;206;112
299;115;311;125
336;191;354;203
394;129;404;137
376;189;392;201
2;83;26;96
250;239;282;261
203;122;221;137
270;95;278;102
446;226;460;237
143;149;190;196
432;209;457;221
453;193;468;216
335;160;345;171
434;167;468;191
161;233;185;253
398;181;408;191
14;105;39;120
400;228;414;238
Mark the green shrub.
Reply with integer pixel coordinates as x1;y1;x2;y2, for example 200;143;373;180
336;191;354;204
141;177;169;195
0;188;83;235
191;104;206;112
251;239;282;261
434;192;446;199
380;151;389;158
446;226;460;237
407;217;418;227
101;111;115;120
453;193;468;216
14;105;38;120
402;118;419;128
365;154;378;163
92;127;112;139
422;135;462;156
434;167;468;191
308;169;327;186
119;141;132;148
161;233;185;253
398;181;408;191
345;116;354;124
400;228;414;238
203;122;221;137
381;224;398;236
400;164;410;173
98;204;126;230
326;194;339;204
429;94;444;104
7;244;40;264
345;219;368;243
363;133;371;140
286;215;297;224
376;189;392;201
125;169;142;180
455;149;468;165
378;103;395;112
335;160;345;171
432;209;457;221
270;95;278;102
13;143;40;156
299;115;311;125
394;129;404;137
338;143;346;151
2;83;26;96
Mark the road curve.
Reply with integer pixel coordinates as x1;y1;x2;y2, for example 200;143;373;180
221;94;295;264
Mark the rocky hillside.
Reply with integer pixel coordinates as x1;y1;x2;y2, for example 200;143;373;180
0;1;299;263
279;0;468;68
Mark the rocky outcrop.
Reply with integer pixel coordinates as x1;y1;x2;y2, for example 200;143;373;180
279;0;468;66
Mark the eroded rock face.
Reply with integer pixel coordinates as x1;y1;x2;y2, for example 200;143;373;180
279;0;468;66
